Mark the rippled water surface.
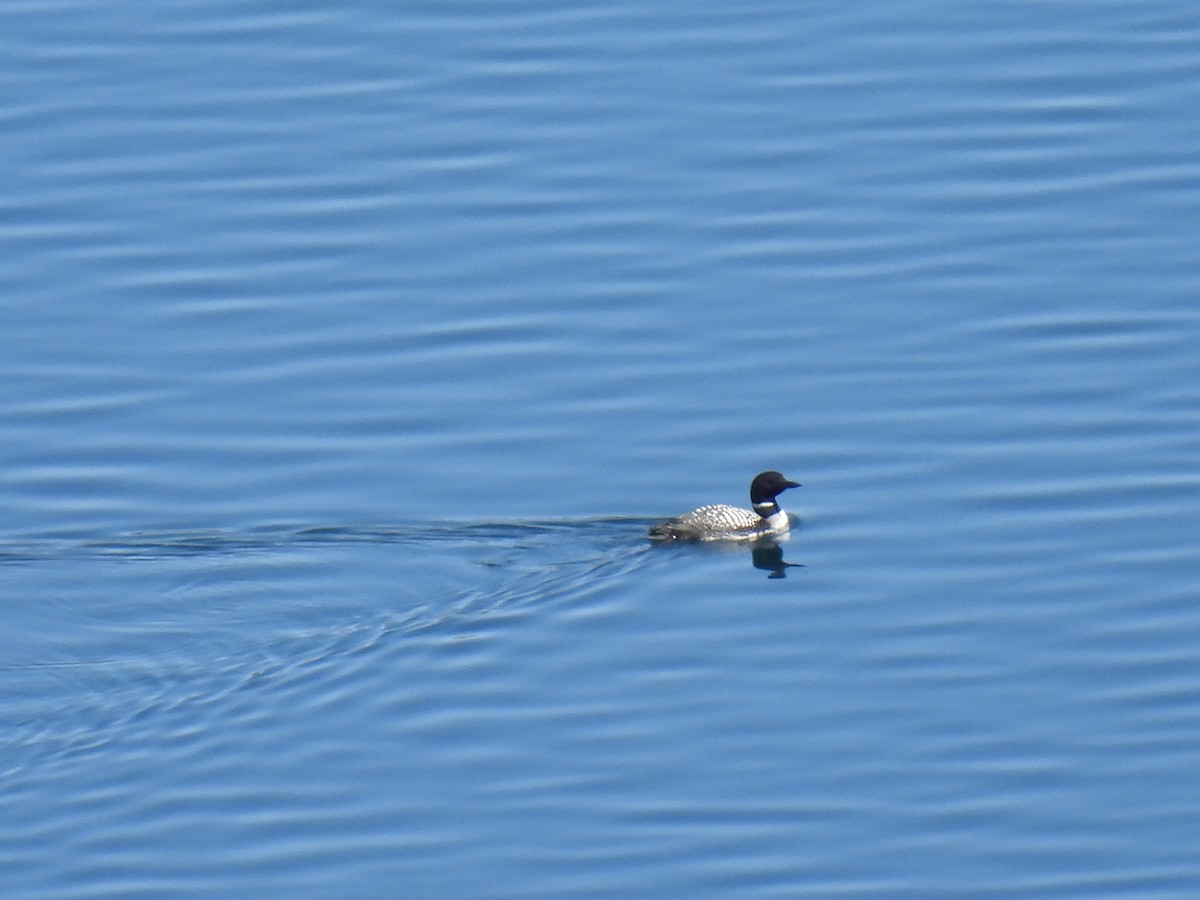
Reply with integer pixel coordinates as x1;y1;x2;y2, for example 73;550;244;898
4;0;1200;896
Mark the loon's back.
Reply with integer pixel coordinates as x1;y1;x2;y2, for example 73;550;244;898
647;504;764;542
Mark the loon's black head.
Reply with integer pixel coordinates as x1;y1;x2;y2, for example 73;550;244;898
750;471;801;512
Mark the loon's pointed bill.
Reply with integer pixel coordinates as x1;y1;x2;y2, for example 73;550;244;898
648;470;802;542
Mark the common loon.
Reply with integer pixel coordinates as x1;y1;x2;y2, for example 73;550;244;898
647;471;801;542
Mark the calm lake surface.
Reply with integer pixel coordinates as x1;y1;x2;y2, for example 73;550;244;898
4;0;1200;896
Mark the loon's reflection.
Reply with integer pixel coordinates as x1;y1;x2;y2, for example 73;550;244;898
750;540;803;579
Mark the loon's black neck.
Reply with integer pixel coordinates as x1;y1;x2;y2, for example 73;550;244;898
753;499;780;519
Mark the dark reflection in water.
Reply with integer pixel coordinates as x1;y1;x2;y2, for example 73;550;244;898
751;540;804;579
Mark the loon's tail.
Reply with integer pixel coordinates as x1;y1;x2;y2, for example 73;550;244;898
647;518;702;541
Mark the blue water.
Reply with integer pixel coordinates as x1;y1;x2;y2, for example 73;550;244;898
4;0;1200;896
